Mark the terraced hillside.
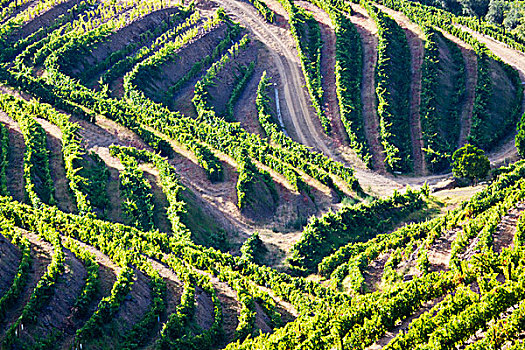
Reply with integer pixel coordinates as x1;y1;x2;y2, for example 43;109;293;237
1;0;525;348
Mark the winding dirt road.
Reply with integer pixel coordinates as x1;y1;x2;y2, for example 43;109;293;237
208;0;335;157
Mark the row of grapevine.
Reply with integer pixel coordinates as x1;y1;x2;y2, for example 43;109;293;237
4;166;522;350
84;7;196;84
109;148;156;232
419;275;525;350
0;224;32;321
45;0;177;75
4;45;360;199
2;221;65;348
230;234;525;350
62;238;99;316
31;0;168;67
0;93;109;216
246;0;276;23
0;122;8;196
419;27;460;171
363;1;413;173
235;148;279;211
160;256;223;349
319;161;525;284
301;1;373;164
256;71;282;136
192;34;251;120
14;0;105;66
384;285;478;350
288;186;427;275
74;266;135;343
109;146;191;240
454;15;525;54
119;267;166;350
449;184;525;269
223;61;256;122
0;178;220;348
332;11;370;165
124;9;226;98
0;180;227;348
0;0;71;33
372;0;524;151
164;21;243;100
0;0;96;63
326;215;448;291
0;187;332;339
156;271;196;348
464;287;525;349
0;93;55;207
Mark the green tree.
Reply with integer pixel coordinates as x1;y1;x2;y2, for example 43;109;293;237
486;0;509;24
451;144;490;183
503;1;525;30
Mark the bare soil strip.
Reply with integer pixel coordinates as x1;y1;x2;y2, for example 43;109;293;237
111;269;152;339
348;3;386;173
375;4;426;175
436;30;479;147
210;275;242;346
60;237;120;349
363;251;390;293
295;1;346;146
427;228;459;272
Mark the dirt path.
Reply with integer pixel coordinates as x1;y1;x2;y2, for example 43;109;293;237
437;30;479;147
348;4;386;173
459;26;525;163
375;4;426;175
211;0;453;196
209;0;335;157
203;0;441;197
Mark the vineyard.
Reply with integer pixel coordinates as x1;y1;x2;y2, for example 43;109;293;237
0;0;525;348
